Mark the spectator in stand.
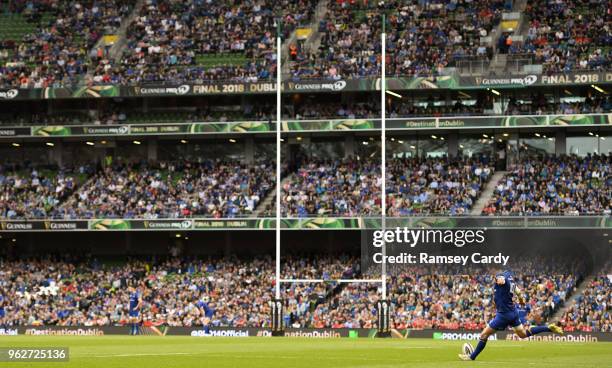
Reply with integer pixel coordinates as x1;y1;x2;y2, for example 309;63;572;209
281;158;381;217
289;0;502;79
512;0;611;73
483;154;611;216
561;265;611;332
0;255;358;328
0;160;275;219
0;0;133;88
387;157;493;216
0;165;89;219
0;255;590;331
290;259;581;330
57;160;275;219
93;0;316;85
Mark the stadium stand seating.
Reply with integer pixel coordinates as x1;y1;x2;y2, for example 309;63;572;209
0;0;609;87
281;158;381;217
482;154;611;216
514;0;611;73
289;0;503;79
0;160;274;219
0;255;591;331
561;267;611;332
0;0;133;88
56;160;275;219
94;0;317;84
1;155;609;219
387;157;493;216
0;165;91;219
281;157;494;217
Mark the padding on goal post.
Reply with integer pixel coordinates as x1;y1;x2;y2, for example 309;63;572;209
376;299;391;338
270;299;284;336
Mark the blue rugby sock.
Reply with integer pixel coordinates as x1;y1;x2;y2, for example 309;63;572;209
525;326;550;337
470;339;487;360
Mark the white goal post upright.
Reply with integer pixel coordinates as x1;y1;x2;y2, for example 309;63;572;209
275;31;282;302
377;15;392;337
270;25;285;337
381;14;387;301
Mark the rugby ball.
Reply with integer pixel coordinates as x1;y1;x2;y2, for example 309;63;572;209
462;342;474;356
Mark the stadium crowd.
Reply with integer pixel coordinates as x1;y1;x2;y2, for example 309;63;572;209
561;267;611;332
280;156;494;217
0;0;609;87
294;260;582;330
387;157;493;216
281;158;381;217
55;160;275;219
281;255;360;328
0;255;360;327
0;160;274;219
482;154;611;216
0;165;88;219
2;154;610;219
0;0;133;88
0;255;591;331
282;255;359;281
93;0;317;85
0;256;275;327
513;0;611;74
290;0;504;79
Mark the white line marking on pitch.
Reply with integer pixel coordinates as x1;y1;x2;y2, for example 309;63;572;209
88;352;191;358
489;345;526;348
80;352;408;362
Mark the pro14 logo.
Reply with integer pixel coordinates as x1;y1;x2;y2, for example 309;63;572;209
289;80;347;92
0;89;18;99
138;85;190;96
433;332;497;341
143;220;192;229
522;75;537;85
175;85;190;95
331;81;347;91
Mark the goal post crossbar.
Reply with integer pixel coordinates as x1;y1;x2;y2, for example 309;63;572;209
279;279;384;284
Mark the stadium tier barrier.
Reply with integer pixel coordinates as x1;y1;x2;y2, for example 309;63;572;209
4;326;611;341
0;113;610;136
0;71;610;99
0;216;610;231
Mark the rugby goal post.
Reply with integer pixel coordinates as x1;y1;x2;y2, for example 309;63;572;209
271;16;391;337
